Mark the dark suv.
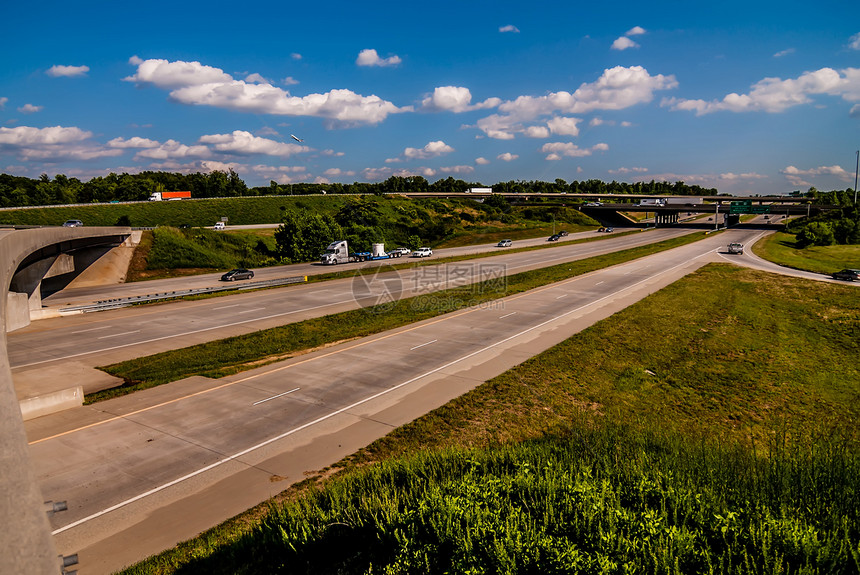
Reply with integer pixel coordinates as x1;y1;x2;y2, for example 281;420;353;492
831;269;860;281
221;268;255;281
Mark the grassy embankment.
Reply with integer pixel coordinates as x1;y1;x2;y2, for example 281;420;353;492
753;231;860;275
0;195;341;227
122;263;860;574
93;232;705;402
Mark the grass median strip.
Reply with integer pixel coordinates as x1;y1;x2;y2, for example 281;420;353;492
92;231;707;403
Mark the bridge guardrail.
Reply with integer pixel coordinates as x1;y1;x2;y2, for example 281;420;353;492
59;275;306;314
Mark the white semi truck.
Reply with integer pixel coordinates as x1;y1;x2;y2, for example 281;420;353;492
320;241;407;265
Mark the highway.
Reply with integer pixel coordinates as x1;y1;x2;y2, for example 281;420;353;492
18;224;802;574
18;220;850;574
11;226;697;400
39;227;612;309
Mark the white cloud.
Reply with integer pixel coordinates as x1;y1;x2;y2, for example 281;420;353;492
663;67;860;115
46;64;90;77
18;104;43;113
626;26;646;36
609;166;649;174
499;25;520;33
774;48;795;58
107;136;160;148
0;125;91;146
403;140;454;159
540;142;609;160
282;76;299;86
0;125;121;162
849;33;860;51
497;152;518;162
547;116;581;136
781;164;853;187
851;103;860;118
324;167;356;178
198;130;307;157
126;58;408;125
256;126;280;137
362;166;394;181
475;157;490;165
525;126;550;138
439;165;475;174
147;159;244;174
0;97;8;109
291;53;302;60
135;139;210;160
245;73;270;84
356;49;402;67
611;37;639;51
478;66;676;139
125;57;232;88
719;172;767;181
251;164;308;184
421;86;501;113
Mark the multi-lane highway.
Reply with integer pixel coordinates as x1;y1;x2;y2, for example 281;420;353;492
18;222;845;574
12;227;696;400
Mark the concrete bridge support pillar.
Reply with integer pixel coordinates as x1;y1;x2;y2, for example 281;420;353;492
0;227;130;573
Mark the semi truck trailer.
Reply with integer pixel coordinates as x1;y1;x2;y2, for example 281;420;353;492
320;241;407;265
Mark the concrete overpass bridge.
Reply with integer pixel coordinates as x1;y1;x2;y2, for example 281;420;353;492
0;225;131;573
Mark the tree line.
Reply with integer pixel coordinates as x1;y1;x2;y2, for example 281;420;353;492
0;170;720;208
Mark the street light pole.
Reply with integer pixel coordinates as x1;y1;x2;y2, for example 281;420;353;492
854;150;858;204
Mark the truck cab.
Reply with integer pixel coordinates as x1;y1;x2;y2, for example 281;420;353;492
321;240;350;264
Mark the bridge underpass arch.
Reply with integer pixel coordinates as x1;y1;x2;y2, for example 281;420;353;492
0;226;130;572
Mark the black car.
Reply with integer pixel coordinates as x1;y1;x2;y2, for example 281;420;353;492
547;234;560;241
831;269;860;281
221;268;255;281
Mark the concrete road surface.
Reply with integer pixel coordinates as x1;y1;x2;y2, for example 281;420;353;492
25;225;813;574
12;227;694;402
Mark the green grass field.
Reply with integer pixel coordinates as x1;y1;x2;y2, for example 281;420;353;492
121;264;860;574
753;232;860;274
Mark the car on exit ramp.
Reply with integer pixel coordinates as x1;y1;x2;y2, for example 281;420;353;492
831;269;860;281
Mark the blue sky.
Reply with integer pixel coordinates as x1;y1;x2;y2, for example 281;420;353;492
1;0;859;195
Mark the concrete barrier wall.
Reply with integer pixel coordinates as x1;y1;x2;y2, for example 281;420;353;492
20;385;83;420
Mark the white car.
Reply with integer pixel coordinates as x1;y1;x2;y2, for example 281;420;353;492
213;221;226;230
497;239;512;247
388;247;411;256
412;247;433;257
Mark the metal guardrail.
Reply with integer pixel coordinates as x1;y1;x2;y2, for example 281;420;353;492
59;275;307;313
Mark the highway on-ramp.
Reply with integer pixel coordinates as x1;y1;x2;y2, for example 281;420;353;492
23;226;799;574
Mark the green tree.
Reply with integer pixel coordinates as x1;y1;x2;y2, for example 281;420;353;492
795;221;835;247
275;210;343;263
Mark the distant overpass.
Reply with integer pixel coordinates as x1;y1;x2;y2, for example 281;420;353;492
397;192;827;204
396;193;836;226
0;225;131;573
